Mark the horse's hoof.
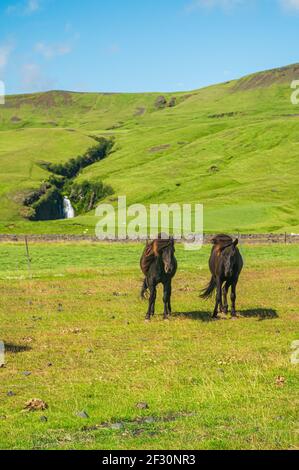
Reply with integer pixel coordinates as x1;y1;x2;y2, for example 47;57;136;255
222;307;228;314
231;315;238;320
145;317;151;322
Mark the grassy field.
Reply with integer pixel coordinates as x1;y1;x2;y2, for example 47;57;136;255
1;64;299;234
0;241;298;450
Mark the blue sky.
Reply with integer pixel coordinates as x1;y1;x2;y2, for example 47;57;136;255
1;0;299;94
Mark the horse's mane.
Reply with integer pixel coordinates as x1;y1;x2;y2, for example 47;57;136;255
211;234;234;254
140;236;174;275
212;234;233;246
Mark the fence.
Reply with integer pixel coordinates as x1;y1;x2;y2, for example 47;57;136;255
0;233;299;244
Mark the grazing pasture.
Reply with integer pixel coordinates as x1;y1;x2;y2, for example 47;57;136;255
1;64;299;235
0;242;298;450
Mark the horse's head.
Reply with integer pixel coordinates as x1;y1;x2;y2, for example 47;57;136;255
222;238;238;278
161;239;175;274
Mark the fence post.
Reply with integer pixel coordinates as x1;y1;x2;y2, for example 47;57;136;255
25;236;32;277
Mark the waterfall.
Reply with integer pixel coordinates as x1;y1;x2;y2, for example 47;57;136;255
63;196;75;219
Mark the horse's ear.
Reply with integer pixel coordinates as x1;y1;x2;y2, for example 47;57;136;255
233;238;239;247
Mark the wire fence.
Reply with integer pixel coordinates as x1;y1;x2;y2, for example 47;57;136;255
0;233;299;244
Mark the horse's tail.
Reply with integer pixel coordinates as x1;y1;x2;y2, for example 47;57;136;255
200;276;216;299
141;278;148;299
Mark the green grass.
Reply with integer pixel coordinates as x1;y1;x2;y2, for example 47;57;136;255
1;64;299;234
0;242;298;450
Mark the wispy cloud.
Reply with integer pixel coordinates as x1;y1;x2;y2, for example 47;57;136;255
0;42;14;73
280;0;299;11
64;22;72;33
26;0;40;13
21;63;55;92
187;0;299;13
106;44;121;55
35;41;72;59
186;0;243;12
6;0;41;16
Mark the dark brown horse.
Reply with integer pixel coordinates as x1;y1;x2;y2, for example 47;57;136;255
140;236;177;321
201;234;243;318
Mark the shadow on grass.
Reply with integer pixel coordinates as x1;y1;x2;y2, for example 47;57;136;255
4;343;32;353
175;308;279;322
174;311;213;322
240;309;278;320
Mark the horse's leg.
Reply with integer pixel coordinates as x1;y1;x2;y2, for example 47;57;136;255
222;281;230;314
167;281;172;315
213;279;222;318
231;280;237;317
145;281;156;320
163;281;171;320
141;278;148;299
145;295;151;321
149;284;157;318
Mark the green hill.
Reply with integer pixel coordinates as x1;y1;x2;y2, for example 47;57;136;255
1;63;299;234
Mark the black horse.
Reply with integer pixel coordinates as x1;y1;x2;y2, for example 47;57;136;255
140;237;177;321
201;234;243;318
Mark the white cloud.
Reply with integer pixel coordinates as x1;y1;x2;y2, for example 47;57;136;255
21;63;55;92
35;41;72;59
6;0;40;16
26;0;40;13
186;0;243;12
280;0;299;11
187;0;299;13
0;43;14;72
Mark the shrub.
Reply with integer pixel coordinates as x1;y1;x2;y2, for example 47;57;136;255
19;205;36;220
68;180;114;214
37;137;114;179
155;95;167;109
31;187;64;221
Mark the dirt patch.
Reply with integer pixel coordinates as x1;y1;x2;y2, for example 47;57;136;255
4;91;73;109
231;63;299;92
82;411;196;432
209;165;219;173
24;399;48;412
180;94;196;102
10;116;21;123
148;144;171;154
134;107;146;116
106;122;124;130
208;112;240;119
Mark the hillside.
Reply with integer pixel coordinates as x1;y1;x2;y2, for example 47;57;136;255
0;63;299;234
